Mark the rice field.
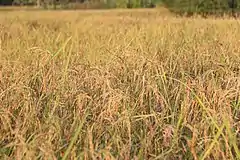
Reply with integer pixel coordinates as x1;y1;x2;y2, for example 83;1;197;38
0;9;240;159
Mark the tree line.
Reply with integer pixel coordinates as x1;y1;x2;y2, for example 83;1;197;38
0;0;159;8
163;0;240;16
0;0;239;17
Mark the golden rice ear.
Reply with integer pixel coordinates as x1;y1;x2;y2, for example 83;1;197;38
163;125;174;147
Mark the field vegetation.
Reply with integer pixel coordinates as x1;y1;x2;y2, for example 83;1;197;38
0;9;240;159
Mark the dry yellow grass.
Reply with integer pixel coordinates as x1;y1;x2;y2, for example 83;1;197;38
0;9;240;159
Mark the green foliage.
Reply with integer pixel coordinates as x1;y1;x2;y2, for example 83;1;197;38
0;0;160;8
132;0;142;8
114;0;157;8
163;0;240;16
0;0;12;5
127;0;157;8
115;0;127;8
106;0;116;8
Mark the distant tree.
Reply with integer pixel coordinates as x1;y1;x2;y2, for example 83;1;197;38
163;0;240;17
0;0;13;5
0;0;159;8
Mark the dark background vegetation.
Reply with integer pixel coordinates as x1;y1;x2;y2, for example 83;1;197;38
163;0;239;17
0;0;160;8
0;0;239;16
